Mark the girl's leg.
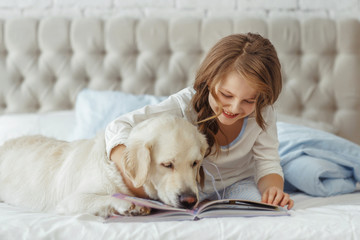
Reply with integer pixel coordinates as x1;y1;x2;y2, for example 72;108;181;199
222;177;262;201
199;177;262;202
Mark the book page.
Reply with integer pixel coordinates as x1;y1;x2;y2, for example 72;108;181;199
108;194;289;222
198;199;279;213
112;193;188;212
106;209;196;223
195;199;288;219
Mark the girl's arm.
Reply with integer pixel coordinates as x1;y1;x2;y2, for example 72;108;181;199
252;107;293;209
110;144;126;167
104;87;195;158
257;173;294;209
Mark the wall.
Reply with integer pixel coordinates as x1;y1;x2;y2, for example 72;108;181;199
0;0;358;19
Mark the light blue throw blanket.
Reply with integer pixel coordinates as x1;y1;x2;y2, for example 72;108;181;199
277;122;360;197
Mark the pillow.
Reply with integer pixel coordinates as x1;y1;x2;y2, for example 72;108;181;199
72;89;167;140
0;111;76;146
276;113;337;134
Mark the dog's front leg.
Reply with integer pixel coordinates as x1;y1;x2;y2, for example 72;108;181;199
55;193;151;218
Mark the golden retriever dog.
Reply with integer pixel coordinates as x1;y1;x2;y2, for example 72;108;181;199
0;115;208;218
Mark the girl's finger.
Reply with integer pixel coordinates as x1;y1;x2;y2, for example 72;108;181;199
266;188;278;204
272;192;283;206
287;199;294;210
280;193;290;207
261;191;269;203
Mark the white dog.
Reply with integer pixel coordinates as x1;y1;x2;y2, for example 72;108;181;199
0;115;208;218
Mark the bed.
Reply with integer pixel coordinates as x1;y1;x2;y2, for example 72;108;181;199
1;17;360;239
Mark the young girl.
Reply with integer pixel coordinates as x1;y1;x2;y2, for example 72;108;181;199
105;33;294;210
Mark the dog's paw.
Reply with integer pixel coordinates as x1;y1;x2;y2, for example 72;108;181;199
122;203;151;216
110;200;151;216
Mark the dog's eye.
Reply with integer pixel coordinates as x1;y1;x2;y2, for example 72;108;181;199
192;161;198;168
161;162;174;169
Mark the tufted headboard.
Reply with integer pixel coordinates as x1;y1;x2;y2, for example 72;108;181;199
0;17;359;145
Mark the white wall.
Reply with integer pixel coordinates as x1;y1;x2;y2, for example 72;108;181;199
0;0;358;19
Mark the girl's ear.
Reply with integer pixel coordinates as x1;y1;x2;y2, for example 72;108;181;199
121;140;152;188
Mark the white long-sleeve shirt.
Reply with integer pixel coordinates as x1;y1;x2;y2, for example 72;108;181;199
105;87;284;194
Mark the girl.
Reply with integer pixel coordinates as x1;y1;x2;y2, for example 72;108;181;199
105;33;294;210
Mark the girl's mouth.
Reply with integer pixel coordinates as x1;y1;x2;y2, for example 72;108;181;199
222;110;238;119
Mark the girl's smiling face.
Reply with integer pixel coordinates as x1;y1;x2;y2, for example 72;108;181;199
208;71;258;126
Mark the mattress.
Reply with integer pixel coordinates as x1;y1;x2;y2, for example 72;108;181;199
0;110;359;240
1;191;359;239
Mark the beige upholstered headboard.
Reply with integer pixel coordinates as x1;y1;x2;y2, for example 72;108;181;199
0;17;359;145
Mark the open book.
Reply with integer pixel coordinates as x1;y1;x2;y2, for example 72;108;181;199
106;193;289;222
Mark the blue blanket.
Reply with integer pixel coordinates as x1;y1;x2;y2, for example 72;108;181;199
277;122;360;197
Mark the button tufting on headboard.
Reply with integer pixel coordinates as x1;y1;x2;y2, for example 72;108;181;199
0;17;359;144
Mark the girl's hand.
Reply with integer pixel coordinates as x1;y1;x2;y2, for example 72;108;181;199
261;186;294;210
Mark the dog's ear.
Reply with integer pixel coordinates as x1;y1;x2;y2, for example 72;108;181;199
197;137;208;189
122;140;152;188
200;136;209;158
196;166;205;189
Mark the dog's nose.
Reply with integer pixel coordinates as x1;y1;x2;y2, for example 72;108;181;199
179;193;197;209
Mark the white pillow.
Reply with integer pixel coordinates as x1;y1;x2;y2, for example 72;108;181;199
71;89;167;140
0;111;76;146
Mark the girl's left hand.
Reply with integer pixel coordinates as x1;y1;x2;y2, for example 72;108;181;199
261;186;294;210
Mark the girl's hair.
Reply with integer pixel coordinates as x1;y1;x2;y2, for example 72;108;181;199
191;33;282;157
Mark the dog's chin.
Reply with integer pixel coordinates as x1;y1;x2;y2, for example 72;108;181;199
155;193;178;208
165;201;180;208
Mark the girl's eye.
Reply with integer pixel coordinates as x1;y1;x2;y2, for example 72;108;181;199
161;163;174;169
220;92;231;98
244;100;256;104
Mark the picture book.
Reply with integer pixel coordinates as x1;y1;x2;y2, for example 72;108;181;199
105;193;289;222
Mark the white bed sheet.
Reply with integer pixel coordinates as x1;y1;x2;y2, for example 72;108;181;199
0;111;359;240
1;191;360;240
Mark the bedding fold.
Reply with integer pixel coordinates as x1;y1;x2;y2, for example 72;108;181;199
277;122;360;197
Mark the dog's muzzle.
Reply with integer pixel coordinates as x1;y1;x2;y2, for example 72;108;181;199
178;191;198;209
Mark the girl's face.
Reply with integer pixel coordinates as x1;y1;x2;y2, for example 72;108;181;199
208;71;258;126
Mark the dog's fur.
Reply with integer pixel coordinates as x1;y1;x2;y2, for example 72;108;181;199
0;115;208;217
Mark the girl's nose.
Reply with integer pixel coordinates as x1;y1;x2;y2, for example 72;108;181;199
230;100;242;113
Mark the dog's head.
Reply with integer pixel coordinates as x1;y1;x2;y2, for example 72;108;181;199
121;114;208;209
